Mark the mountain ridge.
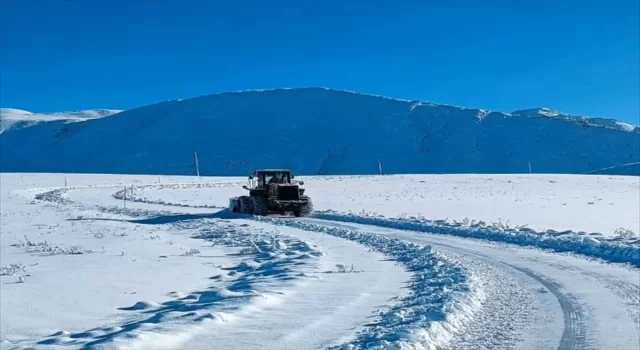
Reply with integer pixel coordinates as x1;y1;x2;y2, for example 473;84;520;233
134;87;638;133
0;108;123;134
1;87;638;176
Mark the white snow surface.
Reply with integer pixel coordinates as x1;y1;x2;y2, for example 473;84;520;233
1;174;414;350
0;108;121;134
124;174;640;237
1;172;639;350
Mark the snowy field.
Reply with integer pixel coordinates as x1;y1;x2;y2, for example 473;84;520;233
122;173;640;236
1;172;639;350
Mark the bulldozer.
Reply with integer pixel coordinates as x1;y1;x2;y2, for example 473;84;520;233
229;169;313;217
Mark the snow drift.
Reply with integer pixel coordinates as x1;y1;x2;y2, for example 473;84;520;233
0;88;638;175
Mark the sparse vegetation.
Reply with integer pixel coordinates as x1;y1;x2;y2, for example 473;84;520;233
328;263;362;274
15;235;92;255
613;227;637;239
0;263;26;276
180;248;201;256
490;219;528;231
453;217;487;228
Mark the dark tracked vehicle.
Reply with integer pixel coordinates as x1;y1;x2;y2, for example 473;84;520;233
229;169;313;217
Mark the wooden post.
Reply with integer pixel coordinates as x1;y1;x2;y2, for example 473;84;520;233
194;151;200;178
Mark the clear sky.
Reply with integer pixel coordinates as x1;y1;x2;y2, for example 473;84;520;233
1;0;638;124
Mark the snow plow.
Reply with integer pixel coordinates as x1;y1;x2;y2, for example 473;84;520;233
229;169;313;217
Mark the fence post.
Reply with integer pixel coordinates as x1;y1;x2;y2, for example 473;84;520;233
194;151;200;178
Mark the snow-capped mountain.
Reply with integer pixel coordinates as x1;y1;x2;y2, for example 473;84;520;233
511;107;639;133
0;88;637;175
0;108;122;134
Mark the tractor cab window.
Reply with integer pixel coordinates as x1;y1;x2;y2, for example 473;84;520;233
265;172;289;185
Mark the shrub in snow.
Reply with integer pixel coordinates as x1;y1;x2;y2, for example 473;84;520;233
17;236;92;255
64;245;92;255
331;263;362;273
0;263;26;276
180;248;201;256
490;218;528;231
614;227;637;239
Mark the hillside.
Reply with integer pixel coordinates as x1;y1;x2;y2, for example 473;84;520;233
0;108;122;134
0;88;638;176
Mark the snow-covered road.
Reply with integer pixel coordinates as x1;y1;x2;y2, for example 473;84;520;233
297;217;640;350
2;173;639;350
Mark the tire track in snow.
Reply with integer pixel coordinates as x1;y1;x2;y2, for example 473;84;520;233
310;219;580;350
248;215;482;350
24;187;330;349
435;238;590;350
506;266;588;350
517;259;640;341
81;185;582;349
567;269;640;340
28;186;417;350
305;216;640;350
602;279;640;337
38;184;621;349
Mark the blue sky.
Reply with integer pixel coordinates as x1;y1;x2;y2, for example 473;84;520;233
1;0;638;123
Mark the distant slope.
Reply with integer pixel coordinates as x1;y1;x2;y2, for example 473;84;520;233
0;108;122;134
511;108;640;133
0;88;638;176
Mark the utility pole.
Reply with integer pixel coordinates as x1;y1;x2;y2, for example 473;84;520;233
194;151;200;178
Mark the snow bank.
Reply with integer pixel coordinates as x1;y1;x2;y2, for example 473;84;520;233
250;215;481;350
311;211;640;268
1;88;638;175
